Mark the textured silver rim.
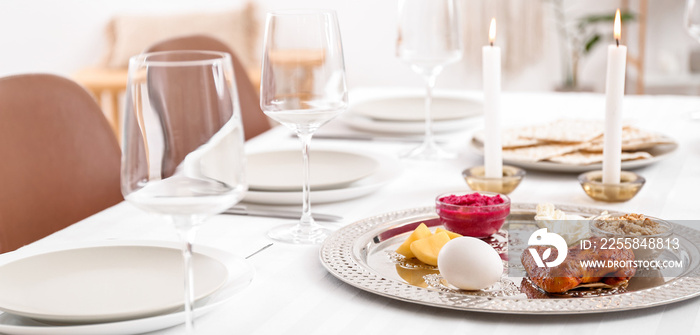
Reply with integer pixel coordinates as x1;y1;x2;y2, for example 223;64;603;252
319;204;700;314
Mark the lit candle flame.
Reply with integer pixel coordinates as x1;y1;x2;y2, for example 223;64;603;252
489;18;496;46
614;9;621;46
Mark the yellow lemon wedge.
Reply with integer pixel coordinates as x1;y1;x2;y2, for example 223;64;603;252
435;228;462;240
410;231;451;266
394;264;439;287
395;223;432;258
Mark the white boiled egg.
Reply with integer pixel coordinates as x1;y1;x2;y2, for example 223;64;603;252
437;236;503;290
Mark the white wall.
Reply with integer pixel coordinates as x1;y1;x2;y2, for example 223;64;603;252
0;0;694;94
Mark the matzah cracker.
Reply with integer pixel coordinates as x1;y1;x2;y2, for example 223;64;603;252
472;129;542;148
584;138;676;152
547;151;653;165
584;127;675;152
518;119;605;143
503;143;587;162
472;120;670;166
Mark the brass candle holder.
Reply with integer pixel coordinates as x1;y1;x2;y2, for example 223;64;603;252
577;170;645;202
462;165;525;195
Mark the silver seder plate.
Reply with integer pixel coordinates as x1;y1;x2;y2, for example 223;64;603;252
319;204;700;314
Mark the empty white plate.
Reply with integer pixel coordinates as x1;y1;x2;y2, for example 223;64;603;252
341;113;482;135
341;88;484;134
242;149;402;205
351;95;482;122
0;245;229;323
246;150;379;191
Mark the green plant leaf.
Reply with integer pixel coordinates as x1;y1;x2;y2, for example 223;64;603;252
580;12;635;25
584;34;601;54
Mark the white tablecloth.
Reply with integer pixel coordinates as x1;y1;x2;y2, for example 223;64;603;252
14;91;700;334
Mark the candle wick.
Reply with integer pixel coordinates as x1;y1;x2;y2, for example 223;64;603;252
616;38;619;47
490;41;494;47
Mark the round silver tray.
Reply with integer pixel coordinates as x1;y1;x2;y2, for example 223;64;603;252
319;204;700;314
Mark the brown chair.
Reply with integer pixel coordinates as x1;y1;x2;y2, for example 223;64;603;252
145;34;271;141
0;74;123;253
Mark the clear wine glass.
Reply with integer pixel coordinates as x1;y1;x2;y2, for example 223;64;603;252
122;50;247;332
260;9;348;244
686;0;700;41
397;0;463;159
685;0;700;120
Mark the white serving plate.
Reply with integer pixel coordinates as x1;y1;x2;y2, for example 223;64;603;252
469;138;679;173
341;113;482;135
246;150;379;191
351;94;482;122
242;150;401;205
341;88;483;134
0;245;228;323
0;240;253;335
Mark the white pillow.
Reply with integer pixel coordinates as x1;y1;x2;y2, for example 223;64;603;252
102;2;259;69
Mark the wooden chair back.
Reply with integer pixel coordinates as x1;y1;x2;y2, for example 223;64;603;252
145;34;270;141
0;74;123;253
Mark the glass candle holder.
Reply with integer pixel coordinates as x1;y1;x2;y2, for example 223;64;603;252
578;170;645;202
461;165;525;195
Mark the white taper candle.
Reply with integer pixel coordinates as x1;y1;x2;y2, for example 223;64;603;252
483;18;502;178
602;10;627;184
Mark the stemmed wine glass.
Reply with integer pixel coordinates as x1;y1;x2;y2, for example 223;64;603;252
685;0;700;120
396;0;463;159
122;50;247;332
260;9;348;244
686;0;700;41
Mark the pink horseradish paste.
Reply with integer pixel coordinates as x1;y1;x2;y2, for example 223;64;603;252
436;193;510;238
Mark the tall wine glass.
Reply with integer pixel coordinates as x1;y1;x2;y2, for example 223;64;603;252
685;0;700;120
686;0;700;41
260;9;348;244
397;0;463;159
122;50;247;332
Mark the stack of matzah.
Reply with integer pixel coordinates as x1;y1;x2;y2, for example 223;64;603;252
472;119;674;165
